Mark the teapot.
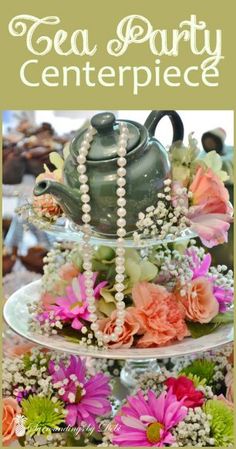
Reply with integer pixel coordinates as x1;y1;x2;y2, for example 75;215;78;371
34;110;184;236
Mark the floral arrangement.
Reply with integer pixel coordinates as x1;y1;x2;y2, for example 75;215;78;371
28;240;233;348
2;342;233;447
18;135;233;248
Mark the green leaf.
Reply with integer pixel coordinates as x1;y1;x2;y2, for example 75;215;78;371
59;327;82;343
186;321;220;338
18;436;26;447
211;312;234;324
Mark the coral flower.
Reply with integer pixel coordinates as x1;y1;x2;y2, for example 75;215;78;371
49;355;111;429
51;273;107;330
132;282;188;348
98;308;141;348
189;167;230;215
176;277;219;323
2;397;21;446
165;376;204;408
112;389;187;446
33;194;62;219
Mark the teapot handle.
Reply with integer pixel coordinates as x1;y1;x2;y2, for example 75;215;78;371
144;110;184;143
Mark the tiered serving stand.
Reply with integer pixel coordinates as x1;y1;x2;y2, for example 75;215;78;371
4;218;234;393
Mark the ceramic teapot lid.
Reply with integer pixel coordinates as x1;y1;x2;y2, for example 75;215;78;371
75;112;141;161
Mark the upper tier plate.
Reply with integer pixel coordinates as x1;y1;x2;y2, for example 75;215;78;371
28;214;197;248
4;280;233;360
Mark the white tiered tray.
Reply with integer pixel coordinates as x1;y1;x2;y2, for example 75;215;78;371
4;280;233;360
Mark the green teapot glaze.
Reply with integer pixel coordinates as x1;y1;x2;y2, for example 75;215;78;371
34;110;184;236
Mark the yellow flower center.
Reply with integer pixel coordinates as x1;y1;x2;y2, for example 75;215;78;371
70;301;83;310
75;386;83;402
146;422;163;444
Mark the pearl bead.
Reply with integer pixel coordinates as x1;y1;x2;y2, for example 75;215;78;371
117;228;126;237
115;283;125;292
80;184;89;194
88;305;96;313
117;188;125;197
117;158;127;167
81;194;90;203
91;322;98;331
115;274;124;283
116;247;125;256
117;207;126;217
116;292;124;301
79;175;88;184
117;167;126;177
117;147;126;157
83;262;92;270
85;289;94;297
89;313;97;321
119;138;127;147
82;204;91;213
115;326;123;335
77;165;86;174
117;218;126;228
81;141;90;150
103;335;110;344
117;198;126;207
116;318;124;326
110;333;117;341
82;214;91;223
77;154;86;164
117;178;126;187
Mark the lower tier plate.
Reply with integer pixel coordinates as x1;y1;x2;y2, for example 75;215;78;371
4;280;234;360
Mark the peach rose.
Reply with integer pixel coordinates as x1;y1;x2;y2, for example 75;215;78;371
5;342;35;358
176;277;219;323
2;398;21;446
225;369;234;403
189;167;230;215
98;308;140;348
131;282;189;348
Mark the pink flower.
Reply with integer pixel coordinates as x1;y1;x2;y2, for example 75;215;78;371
112;389;187;446
189;209;231;248
186;248;211;279
98;308;141;348
49;356;111;429
189;167;230;215
176;277;219;324
132;282;188;348
51;273;107;330
165;376;204;408
212;284;234;313
188;167;233;247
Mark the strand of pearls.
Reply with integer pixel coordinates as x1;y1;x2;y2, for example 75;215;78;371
76;122;128;346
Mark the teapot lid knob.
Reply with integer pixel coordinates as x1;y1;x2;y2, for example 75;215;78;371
91;112;116;134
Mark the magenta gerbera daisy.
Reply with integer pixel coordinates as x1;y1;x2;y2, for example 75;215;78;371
112;389;187;447
48;355;111;429
51;272;107;330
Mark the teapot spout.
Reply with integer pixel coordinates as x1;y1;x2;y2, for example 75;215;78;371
33;180;82;225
